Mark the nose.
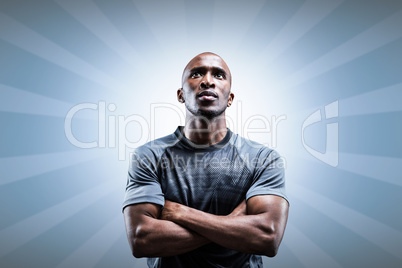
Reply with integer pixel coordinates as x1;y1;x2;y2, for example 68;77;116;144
200;72;215;89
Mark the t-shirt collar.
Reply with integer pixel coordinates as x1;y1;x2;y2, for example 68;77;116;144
174;126;232;151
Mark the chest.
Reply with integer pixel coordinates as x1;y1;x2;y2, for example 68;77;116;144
159;149;252;215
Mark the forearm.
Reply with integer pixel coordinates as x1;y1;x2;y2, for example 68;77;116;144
131;217;209;257
165;205;275;255
124;204;209;258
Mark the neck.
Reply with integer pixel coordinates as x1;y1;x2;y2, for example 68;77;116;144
183;112;228;146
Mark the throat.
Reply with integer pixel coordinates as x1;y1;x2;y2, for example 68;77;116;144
182;125;227;146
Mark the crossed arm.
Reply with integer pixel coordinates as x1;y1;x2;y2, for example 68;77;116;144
123;195;289;258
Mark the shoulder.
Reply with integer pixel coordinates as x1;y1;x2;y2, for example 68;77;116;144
228;132;285;174
229;132;281;161
132;131;179;161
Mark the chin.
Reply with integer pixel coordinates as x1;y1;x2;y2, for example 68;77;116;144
197;108;225;119
186;103;227;119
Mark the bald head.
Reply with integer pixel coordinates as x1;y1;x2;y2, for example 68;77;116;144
181;52;232;87
178;52;235;119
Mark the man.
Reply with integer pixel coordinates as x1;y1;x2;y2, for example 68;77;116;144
123;52;289;268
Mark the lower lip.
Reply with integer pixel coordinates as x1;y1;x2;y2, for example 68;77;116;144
199;95;217;101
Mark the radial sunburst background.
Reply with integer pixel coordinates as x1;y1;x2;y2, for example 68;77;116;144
1;0;402;267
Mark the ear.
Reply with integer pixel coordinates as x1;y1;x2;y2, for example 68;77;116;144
177;88;185;103
227;92;235;107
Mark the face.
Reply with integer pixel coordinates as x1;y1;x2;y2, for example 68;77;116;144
178;53;234;119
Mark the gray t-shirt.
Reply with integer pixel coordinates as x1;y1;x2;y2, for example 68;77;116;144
123;126;288;268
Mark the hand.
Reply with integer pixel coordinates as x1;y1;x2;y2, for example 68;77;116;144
160;200;183;222
229;199;247;216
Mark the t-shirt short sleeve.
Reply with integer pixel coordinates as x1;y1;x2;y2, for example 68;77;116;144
122;149;165;211
246;149;289;205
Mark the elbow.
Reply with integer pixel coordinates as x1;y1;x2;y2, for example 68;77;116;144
129;226;150;258
132;248;144;258
132;250;146;259
264;245;278;258
258;232;281;258
130;238;146;258
255;220;286;258
131;240;145;258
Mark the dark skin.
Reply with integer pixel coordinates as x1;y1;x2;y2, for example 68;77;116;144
178;52;234;146
123;53;289;258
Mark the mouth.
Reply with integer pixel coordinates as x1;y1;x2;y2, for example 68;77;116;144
197;90;218;101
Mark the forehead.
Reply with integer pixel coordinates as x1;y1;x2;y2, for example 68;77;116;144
185;54;229;72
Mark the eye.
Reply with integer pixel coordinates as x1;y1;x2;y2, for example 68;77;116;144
191;72;202;78
215;73;225;79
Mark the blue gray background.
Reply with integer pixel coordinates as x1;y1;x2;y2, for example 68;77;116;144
1;0;402;267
